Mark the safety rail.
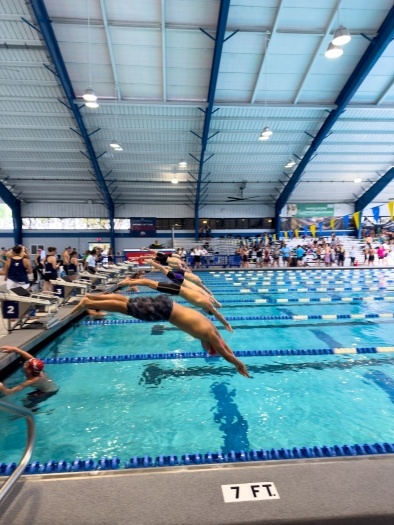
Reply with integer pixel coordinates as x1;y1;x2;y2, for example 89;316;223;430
0;400;35;505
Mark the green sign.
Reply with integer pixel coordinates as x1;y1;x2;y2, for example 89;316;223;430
286;203;334;218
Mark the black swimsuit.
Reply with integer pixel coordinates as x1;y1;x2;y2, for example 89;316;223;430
166;269;185;285
126;295;174;321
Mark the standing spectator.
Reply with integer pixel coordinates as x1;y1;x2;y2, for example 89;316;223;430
337;244;345;267
349;246;357;266
280;244;291;267
191;246;202;268
272;246;281;267
3;245;32;290
377;245;385;265
61;247;71;275
368;246;375;266
241;247;249;268
43;247;59;292
85;248;98;274
295;245;305;267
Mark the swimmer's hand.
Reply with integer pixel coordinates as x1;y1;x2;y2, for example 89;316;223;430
236;361;250;378
1;346;19;353
225;323;234;333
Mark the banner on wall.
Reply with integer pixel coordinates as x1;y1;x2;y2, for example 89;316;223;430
129;217;157;237
286;203;335;218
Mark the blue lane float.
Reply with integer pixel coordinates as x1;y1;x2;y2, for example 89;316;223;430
2;442;394;476
81;312;394;325
42;345;394;365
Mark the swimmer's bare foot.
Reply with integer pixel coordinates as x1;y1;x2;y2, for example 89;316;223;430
71;298;88;315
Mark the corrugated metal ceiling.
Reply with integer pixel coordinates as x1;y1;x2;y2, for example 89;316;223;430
0;0;393;212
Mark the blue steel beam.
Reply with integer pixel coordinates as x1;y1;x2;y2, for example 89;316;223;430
355;167;394;213
0;183;22;244
194;0;231;239
30;0;116;251
275;5;394;236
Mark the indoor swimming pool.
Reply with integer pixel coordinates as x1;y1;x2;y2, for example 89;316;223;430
1;268;394;470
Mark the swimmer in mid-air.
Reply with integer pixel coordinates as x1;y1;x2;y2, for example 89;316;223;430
117;276;232;332
147;259;212;295
71;295;249;377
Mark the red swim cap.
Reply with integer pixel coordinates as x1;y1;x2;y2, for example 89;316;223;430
28;358;44;372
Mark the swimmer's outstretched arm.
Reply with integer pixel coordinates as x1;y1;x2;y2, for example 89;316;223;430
204;304;233;333
1;345;33;360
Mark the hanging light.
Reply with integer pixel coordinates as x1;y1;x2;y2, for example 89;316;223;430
354;177;362;183
83;88;97;102
261;126;273;137
83;0;99;108
114;143;123;152
179;159;187;168
110;138;121;149
325;43;343;59
258;132;270;141
332;26;351;46
285;160;296;168
85;100;99;109
258;32;273;142
171;176;179;184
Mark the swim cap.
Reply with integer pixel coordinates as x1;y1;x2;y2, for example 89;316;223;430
28;358;44;372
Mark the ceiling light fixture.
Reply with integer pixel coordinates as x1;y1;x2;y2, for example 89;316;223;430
354;177;362;183
285;160;296;168
83;0;99;108
85;100;99;109
114;143;123;151
110;138;120;149
171;176;179;184
332;25;351;46
179;160;187;168
259;32;273;141
325;43;343;59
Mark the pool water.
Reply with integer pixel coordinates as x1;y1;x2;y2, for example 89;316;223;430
1;268;394;466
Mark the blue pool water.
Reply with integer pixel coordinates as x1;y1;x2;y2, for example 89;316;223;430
1;268;394;466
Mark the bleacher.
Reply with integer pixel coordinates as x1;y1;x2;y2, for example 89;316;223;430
174;235;387;268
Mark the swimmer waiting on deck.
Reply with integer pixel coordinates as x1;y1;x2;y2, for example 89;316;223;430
71;295;249;377
118;276;232;332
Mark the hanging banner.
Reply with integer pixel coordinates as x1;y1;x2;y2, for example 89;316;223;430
310;224;316;237
294;229;299;238
129;217;157;237
372;206;380;223
288;230;293;238
388;202;394;221
284;231;288;238
343;215;349;229
273;233;276;241
330;218;335;230
318;222;323;234
286;203;334;218
353;211;361;229
303;226;308;236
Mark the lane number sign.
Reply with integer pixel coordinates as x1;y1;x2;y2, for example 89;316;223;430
222;482;280;503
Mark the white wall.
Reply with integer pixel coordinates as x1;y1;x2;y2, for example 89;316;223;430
21;202;275;219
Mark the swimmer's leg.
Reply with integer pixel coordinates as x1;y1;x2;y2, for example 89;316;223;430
71;295;129;315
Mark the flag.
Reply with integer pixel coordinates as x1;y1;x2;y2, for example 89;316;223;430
343;215;349;229
353;211;361;229
330;218;335;230
310;224;316;237
372;206;380;223
388;202;394;221
318;222;323;234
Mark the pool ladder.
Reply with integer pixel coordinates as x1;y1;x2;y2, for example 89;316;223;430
0;400;35;505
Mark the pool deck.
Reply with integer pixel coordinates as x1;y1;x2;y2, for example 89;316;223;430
1;455;394;525
1;266;394;523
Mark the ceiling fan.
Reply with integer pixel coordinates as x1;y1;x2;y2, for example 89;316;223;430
227;181;260;201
